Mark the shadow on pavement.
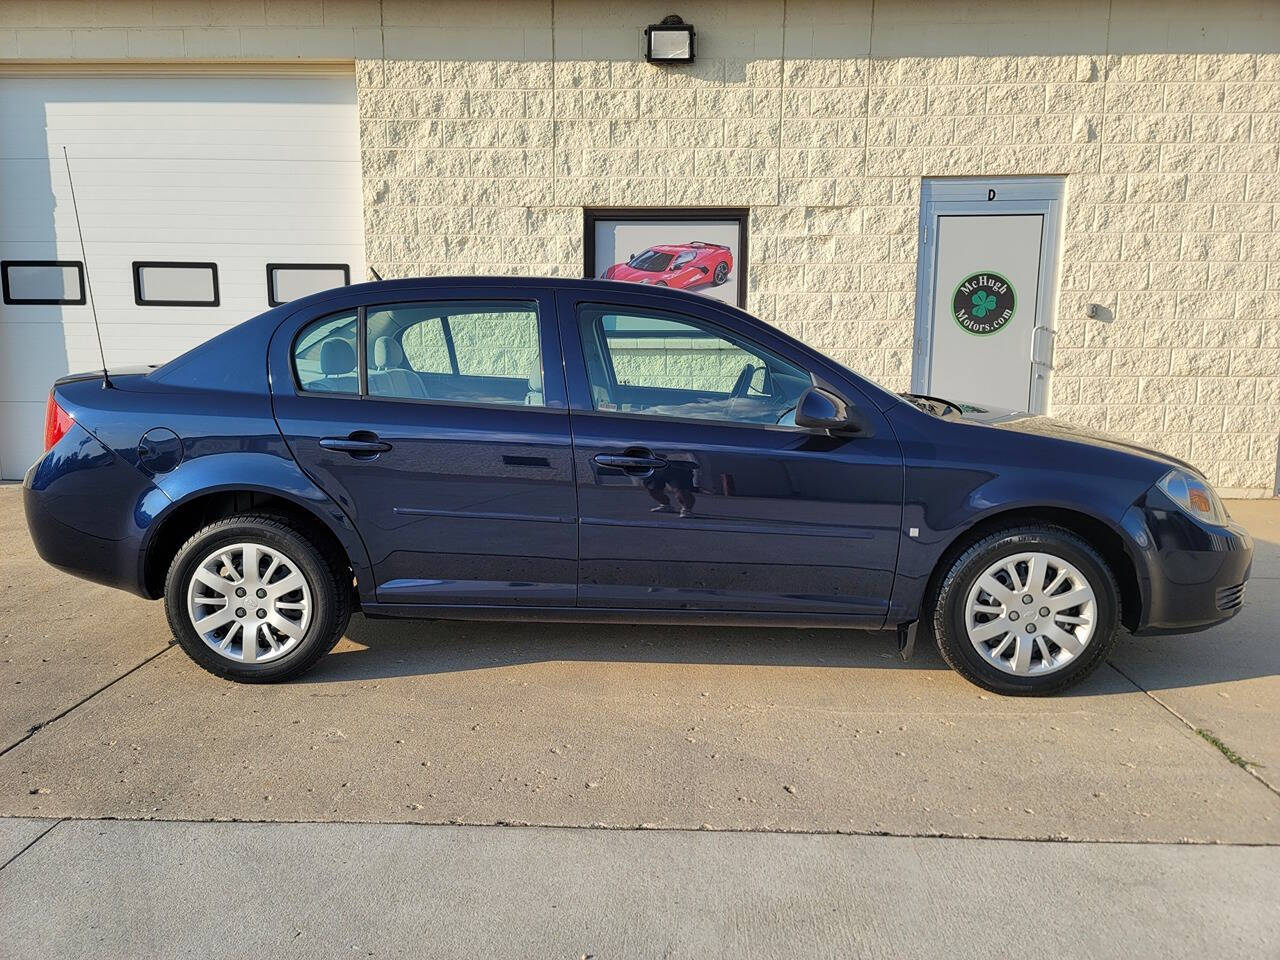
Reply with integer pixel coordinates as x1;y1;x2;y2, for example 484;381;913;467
303;618;952;683
295;612;1276;694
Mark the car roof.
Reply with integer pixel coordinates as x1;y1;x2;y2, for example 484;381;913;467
287;274;730;314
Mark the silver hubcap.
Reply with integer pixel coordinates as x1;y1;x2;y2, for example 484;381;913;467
186;542;312;664
964;551;1097;677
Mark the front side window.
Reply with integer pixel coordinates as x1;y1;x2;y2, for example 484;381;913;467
293;310;359;394
578;305;812;425
366;300;543;406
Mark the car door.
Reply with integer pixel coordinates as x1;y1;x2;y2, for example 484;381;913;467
556;288;903;623
271;286;577;606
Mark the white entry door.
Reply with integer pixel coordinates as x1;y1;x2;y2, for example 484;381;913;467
913;179;1064;414
0;71;364;479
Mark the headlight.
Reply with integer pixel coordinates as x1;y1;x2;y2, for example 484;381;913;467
1156;468;1227;525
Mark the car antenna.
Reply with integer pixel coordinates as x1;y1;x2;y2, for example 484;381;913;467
62;147;111;389
369;266;383;281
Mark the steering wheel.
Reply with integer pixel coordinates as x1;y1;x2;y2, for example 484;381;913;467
730;362;760;400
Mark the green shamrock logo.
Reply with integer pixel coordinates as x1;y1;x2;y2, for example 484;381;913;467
970;291;997;317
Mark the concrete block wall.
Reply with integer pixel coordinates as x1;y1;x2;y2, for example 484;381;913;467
3;0;1278;493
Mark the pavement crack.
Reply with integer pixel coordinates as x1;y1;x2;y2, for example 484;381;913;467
0;645;175;759
17;814;1280;848
0;818;63;872
1108;661;1280;800
1194;727;1260;770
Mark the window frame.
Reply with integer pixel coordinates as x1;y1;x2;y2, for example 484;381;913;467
266;262;352;308
583;207;749;308
290;307;363;398
573;300;816;432
132;260;220;308
1;260;87;306
290;296;563;413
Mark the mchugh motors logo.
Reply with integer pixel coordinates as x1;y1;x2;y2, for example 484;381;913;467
952;272;1016;335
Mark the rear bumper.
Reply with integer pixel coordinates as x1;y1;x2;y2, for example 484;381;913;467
1122;490;1253;636
23;423;169;598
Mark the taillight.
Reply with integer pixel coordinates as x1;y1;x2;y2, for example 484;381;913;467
43;392;74;452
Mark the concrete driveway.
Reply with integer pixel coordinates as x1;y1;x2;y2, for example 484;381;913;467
1;483;1277;957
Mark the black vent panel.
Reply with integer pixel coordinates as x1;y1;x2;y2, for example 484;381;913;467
1216;582;1247;611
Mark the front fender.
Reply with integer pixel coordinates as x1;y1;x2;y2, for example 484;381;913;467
888;460;1154;625
144;451;375;602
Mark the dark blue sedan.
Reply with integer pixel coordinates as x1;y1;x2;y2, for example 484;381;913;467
23;278;1253;694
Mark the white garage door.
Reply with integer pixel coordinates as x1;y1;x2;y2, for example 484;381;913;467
0;72;364;479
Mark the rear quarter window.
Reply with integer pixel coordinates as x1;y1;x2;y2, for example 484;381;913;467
293;310;359;394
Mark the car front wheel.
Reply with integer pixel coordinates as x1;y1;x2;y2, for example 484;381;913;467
930;525;1120;695
163;514;351;682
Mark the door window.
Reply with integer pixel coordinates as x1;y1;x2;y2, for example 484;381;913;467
366;300;544;406
577;304;812;425
293;310;359;394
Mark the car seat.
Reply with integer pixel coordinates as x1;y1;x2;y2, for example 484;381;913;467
308;337;359;393
369;336;430;399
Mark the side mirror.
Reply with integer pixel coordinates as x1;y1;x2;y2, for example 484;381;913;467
794;387;873;436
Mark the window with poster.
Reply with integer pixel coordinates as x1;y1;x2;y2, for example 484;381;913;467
584;208;748;309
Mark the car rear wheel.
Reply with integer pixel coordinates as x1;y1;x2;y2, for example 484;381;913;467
163;514;351;682
930;525;1120;695
713;262;729;285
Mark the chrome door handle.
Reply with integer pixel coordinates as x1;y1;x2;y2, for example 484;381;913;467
320;433;392;457
593;451;668;475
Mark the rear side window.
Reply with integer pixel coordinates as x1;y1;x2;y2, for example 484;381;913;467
293;310;359;394
365;300;543;406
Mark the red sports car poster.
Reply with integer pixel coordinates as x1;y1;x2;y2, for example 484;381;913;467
586;210;746;307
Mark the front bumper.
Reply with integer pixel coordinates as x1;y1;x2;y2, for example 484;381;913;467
1122;488;1253;635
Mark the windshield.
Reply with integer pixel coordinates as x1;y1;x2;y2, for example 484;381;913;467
628;250;674;272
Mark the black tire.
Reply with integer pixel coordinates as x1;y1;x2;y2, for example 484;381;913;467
929;525;1120;696
713;261;729;285
163;514;351;683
